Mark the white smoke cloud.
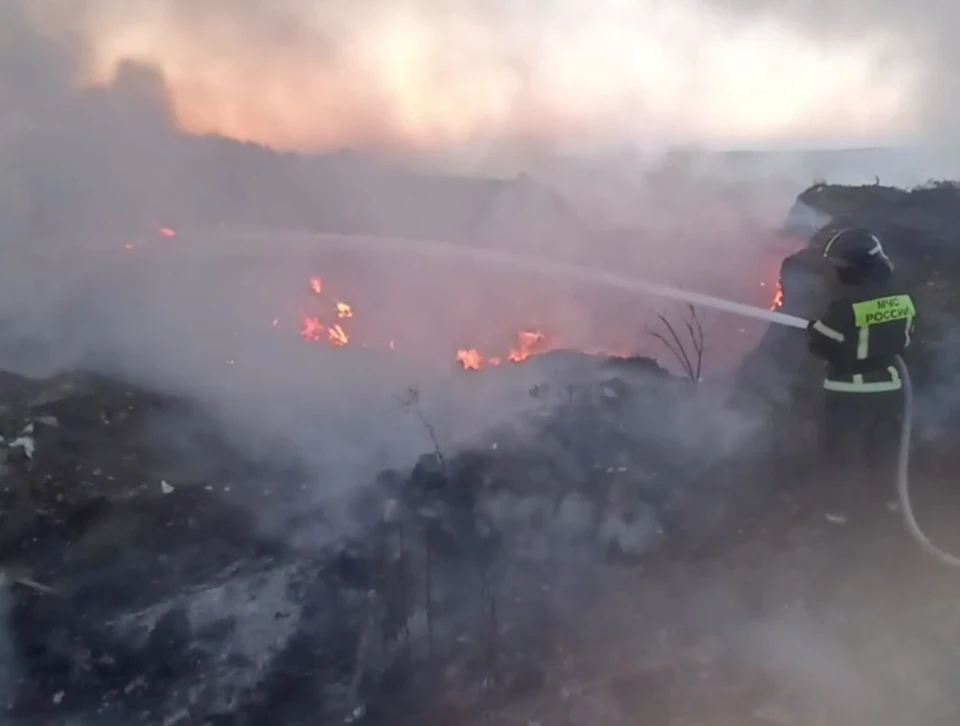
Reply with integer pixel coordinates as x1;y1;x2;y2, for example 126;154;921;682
12;0;926;150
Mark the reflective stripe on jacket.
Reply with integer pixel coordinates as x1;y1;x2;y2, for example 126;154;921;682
807;287;915;394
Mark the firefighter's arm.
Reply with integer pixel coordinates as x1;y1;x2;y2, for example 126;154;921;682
806;303;847;361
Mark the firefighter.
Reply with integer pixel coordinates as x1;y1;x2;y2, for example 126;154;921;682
806;227;916;502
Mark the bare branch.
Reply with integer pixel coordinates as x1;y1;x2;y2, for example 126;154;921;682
683;304;706;381
646;305;707;383
395;387;445;468
646;326;694;379
657;313;695;379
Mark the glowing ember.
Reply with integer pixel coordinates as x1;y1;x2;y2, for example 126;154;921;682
299;273;358;347
771;280;784;310
329;324;349;346
301;316;325;341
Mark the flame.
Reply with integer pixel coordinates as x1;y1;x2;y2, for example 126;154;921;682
508;330;546;362
771;280;784;310
457;348;484;370
299;274;356;347
455;329;551;370
301;316;325;341
158;227;176;238
328;324;349;346
300;316;351;346
294;273;612;370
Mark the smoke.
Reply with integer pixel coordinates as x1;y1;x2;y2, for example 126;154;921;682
3;3;955;722
702;0;960;140
1;0;929;151
0;0;913;498
0;0;799;554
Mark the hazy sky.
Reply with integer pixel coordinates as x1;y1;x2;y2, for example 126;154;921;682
17;0;949;151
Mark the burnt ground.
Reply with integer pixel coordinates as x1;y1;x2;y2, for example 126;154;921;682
4;183;960;725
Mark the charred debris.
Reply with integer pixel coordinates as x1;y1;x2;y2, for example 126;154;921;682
1;182;960;724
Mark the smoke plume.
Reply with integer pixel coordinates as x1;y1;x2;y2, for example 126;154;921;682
9;0;940;150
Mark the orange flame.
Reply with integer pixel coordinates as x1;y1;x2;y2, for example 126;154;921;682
455;329;551;370
328;324;349;346
508;330;546;362
457;348;484;370
294;273;603;370
301;316;325;341
300;273;356;347
771;280;784;310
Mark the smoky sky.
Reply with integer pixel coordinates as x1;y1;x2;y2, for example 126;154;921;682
7;0;955;150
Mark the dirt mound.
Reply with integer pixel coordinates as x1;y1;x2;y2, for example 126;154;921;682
740;180;960;444
1;352;752;724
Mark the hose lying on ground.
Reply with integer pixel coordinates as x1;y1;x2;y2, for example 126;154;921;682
893;354;960;568
769;310;960;568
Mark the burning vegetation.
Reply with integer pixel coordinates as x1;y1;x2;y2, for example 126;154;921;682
8;182;960;726
456;330;549;370
298;273;574;369
293;270;785;371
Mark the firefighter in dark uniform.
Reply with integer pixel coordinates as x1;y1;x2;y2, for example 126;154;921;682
806;228;916;502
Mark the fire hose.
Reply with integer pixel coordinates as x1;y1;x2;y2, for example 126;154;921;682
770;314;960;567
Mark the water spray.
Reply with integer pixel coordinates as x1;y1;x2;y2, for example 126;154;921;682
216;229;808;329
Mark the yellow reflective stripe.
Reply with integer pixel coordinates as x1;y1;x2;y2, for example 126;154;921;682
852;294;916;327
824;366;901;393
812;320;844;342
857;326;869;359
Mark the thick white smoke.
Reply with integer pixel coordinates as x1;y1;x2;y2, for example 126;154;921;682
14;0;931;150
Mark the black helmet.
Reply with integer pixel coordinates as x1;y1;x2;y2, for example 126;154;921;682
822;227;892;278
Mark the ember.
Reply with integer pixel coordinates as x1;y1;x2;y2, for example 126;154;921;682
771;280;784;310
297;272;564;369
300;276;354;346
